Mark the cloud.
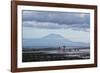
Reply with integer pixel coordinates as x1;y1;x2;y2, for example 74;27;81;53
23;21;90;32
22;10;90;25
22;10;90;32
23;21;69;29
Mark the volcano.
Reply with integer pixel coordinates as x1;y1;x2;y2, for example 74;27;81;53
23;34;89;49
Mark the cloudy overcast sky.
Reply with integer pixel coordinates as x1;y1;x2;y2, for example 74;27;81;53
22;10;90;43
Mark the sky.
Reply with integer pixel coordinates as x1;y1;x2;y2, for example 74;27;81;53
22;10;90;43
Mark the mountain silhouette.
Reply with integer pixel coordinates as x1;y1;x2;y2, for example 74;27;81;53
42;34;71;42
43;34;65;39
23;34;89;49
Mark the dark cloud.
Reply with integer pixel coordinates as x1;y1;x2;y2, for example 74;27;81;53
23;21;89;32
23;10;90;24
23;21;69;29
22;10;90;31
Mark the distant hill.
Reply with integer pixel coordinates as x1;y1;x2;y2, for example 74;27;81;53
23;34;89;49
